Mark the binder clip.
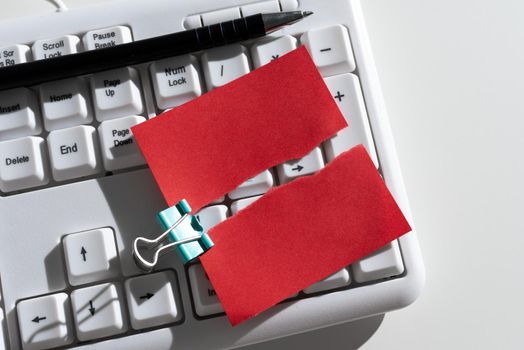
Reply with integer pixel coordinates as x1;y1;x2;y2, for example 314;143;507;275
133;199;214;272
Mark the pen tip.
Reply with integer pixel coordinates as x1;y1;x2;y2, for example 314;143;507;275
302;11;314;18
262;11;313;33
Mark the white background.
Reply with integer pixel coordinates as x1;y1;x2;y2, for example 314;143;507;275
1;0;523;348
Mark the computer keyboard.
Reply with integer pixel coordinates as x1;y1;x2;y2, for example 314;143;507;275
0;0;425;349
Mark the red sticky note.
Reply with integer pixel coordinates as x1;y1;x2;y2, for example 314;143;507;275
200;145;412;326
132;47;347;212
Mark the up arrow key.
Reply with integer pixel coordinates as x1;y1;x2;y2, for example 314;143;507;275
63;228;119;286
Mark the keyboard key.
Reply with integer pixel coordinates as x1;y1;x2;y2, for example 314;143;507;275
0;44;30;67
47;125;101;181
230;195;262;215
229;170;273;200
351;241;405;283
150;55;202;109
323;73;378;167
303;269;351;294
241;0;280;16
210;196;225;204
0;88;42;141
202;45;250;90
300;25;356;76
71;283;127;341
83;26;133;50
251;35;297;68
280;0;299;11
188;264;224;316
125;271;180;330
98;115;146;171
195;205;228;231
32;35;80;60
17;293;73;350
40;77;92;131
0;137;49;193
183;14;202;29
277;147;324;184
91;67;143;121
63;228;119;286
201;7;240;26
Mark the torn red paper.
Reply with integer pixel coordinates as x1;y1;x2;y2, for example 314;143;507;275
200;145;412;326
132;47;347;212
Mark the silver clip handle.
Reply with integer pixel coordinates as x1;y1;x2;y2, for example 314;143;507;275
133;213;202;272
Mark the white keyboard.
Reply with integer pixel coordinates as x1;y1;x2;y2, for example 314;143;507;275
0;0;425;349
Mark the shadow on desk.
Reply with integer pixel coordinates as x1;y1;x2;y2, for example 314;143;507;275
244;314;385;350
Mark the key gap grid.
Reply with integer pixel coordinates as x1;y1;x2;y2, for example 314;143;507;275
3;28;403;260
0;17;413;348
0;65;153;197
1;29;370;195
9;23;405;293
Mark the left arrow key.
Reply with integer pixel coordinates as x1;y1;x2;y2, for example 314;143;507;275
17;293;73;350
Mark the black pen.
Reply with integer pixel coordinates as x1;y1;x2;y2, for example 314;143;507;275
0;11;312;91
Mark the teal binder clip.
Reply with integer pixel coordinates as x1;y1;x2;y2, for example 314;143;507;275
133;199;214;272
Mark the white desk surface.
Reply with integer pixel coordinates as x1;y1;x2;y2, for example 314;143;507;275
1;0;523;349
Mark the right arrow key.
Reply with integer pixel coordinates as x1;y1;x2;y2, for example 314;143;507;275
277;147;325;184
124;270;182;330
